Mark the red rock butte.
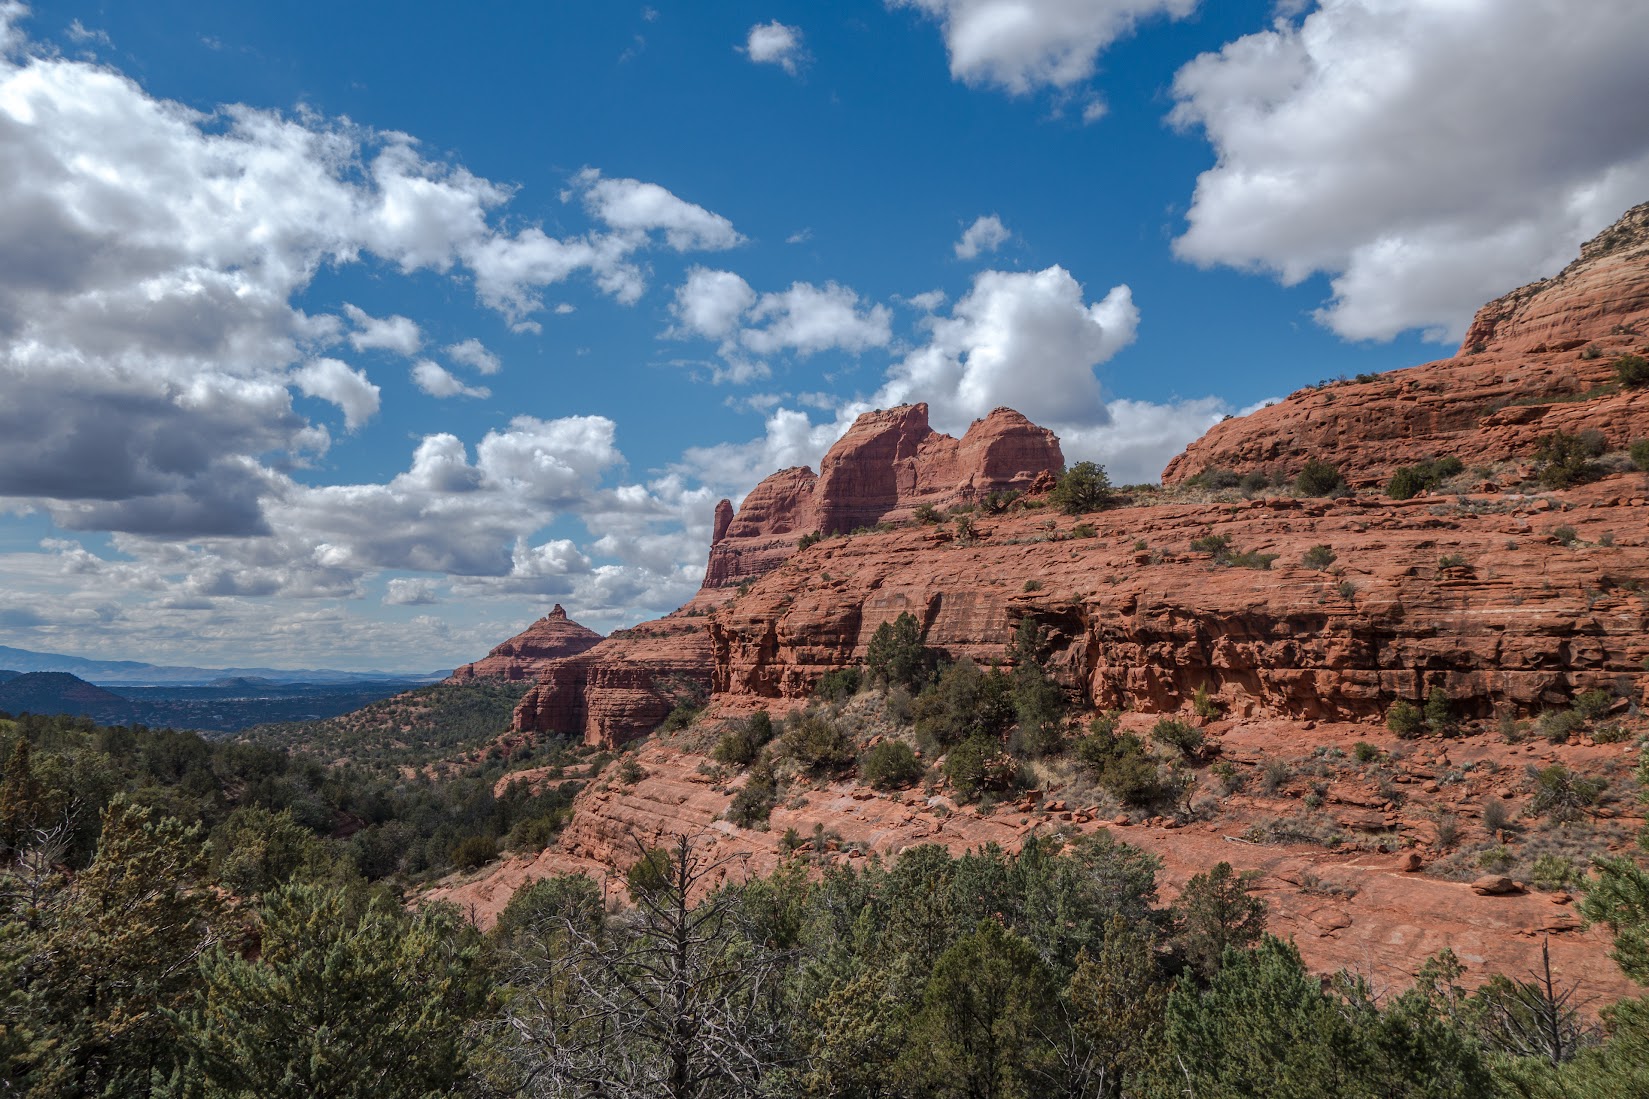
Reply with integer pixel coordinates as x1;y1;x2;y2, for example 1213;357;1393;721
703;403;1063;589
497;404;1062;748
1164;200;1649;487
427;202;1649;1003
446;604;602;683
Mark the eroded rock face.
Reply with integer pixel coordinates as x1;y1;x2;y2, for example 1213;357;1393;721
446;605;603;683
709;478;1649;721
511;616;715;748
702;404;1062;589
425;737;1639;1009
702;467;819;590
1164;203;1649;487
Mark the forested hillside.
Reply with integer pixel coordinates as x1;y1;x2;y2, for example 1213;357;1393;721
3;709;1647;1096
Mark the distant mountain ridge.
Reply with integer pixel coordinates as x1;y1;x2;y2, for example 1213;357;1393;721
0;672;132;722
0;644;446;686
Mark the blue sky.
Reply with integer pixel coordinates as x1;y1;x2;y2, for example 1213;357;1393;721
2;0;1647;671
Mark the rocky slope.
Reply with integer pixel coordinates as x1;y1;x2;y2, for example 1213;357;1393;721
1164;201;1649;487
428;204;1649;1005
509;404;1062;748
510;612;720;748
428;729;1643;1006
447;605;603;683
703;404;1061;589
708;476;1648;720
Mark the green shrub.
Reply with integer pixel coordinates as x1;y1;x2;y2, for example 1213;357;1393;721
913;502;942;524
1051;461;1112;515
1552;525;1578;546
912;659;1015;748
1294;459;1346;497
451;833;498;870
1438;553;1468;569
1190;466;1241;490
943;735;1017;802
1614;352;1649;387
1302;544;1337;570
1424;687;1455;734
1190;532;1232;560
1386;700;1424;738
798;531;824;550
861;740;923;790
1534;430;1605;489
1529;854;1579;892
1071;522;1097;539
1074;727;1170;808
1238;470;1270;496
727;766;778;828
1481;797;1512;834
1530;764;1604;823
1631;439;1649;471
1572;688;1613;721
616;756;644;785
780;710;856;773
1386;457;1464;500
1228;550;1278;570
1592;723;1632;744
1386;466;1428;500
1352;741;1379;764
626;846;673;900
1150;718;1204;757
1192;685;1221;720
814;668;861;702
1023;579;1043;592
1476;845;1513;872
659;697;705;732
1259;758;1291;795
1536;708;1585;744
1210;761;1244;795
713;710;775;766
865;612;933;692
1337;580;1356;600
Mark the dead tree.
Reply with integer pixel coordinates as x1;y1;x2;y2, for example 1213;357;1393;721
491;833;791;1099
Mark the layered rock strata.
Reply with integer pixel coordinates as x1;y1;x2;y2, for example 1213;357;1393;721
1165;202;1649;486
509;405;1063;748
510;615;716;748
702;404;1062;589
708;477;1649;720
446;605;603;683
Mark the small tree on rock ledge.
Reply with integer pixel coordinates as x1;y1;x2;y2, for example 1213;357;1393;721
1051;461;1111;515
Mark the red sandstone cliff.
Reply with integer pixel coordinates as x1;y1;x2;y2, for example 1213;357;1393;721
707;478;1649;720
426;205;1649;1008
510;406;1062;748
446;604;603;683
510;613;719;748
1163;202;1649;486
702;404;1062;589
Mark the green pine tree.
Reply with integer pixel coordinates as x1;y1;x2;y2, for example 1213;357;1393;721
176;881;486;1099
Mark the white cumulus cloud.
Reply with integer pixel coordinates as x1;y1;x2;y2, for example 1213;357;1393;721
878;265;1137;431
891;0;1199;94
743;21;807;75
672;267;757;341
955;214;1011;259
445;338;501;375
741;282;893;357
1170;0;1649;342
292;358;381;431
574;167;744;252
342;304;422;356
411;360;490;399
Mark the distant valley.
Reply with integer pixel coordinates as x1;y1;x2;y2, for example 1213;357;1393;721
0;645;447;732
